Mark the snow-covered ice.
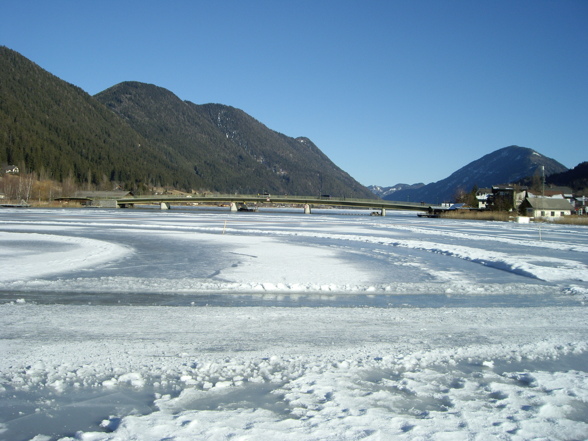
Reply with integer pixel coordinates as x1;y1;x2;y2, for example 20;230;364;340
0;207;587;440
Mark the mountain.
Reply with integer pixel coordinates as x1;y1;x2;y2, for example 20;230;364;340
384;146;568;204
545;162;588;192
0;46;375;198
368;183;425;199
0;46;173;189
95;82;375;197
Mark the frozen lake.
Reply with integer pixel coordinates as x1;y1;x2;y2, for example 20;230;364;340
1;207;587;440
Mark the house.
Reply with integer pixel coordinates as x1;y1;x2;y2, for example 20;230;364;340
476;188;492;209
1;165;19;175
487;186;527;211
574;195;587;215
527;187;575;204
519;197;574;219
545;185;574;197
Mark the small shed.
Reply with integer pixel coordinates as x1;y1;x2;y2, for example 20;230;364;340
72;191;133;199
519;197;574;219
55;191;133;207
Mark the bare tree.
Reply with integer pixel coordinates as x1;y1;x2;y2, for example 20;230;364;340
19;172;35;201
61;172;78;197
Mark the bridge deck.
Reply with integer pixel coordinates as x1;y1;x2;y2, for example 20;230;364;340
116;194;429;211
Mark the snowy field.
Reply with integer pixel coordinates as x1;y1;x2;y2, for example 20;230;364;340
1;206;587;441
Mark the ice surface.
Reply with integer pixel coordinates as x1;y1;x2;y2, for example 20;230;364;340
0;207;587;440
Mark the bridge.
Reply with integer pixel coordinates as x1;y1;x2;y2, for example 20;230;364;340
115;194;430;216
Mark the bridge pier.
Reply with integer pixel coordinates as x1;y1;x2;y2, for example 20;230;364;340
230;202;238;212
304;204;312;214
381;208;386;216
160;202;170;210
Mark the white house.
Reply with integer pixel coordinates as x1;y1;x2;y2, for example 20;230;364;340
2;165;19;174
476;188;492;209
519;197;574;219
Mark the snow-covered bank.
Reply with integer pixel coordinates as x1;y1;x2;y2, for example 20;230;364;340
1;208;587;440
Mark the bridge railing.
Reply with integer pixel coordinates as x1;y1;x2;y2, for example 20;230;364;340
115;193;430;210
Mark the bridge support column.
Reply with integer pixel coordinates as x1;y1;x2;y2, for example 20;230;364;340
304;204;311;214
160;202;170;210
230;202;238;212
381;208;386;216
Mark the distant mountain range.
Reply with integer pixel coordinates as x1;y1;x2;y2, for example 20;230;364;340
367;183;425;199
377;146;570;204
0;46;375;198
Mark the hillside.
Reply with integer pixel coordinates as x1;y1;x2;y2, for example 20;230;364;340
385;146;568;204
0;46;178;191
0;46;375;197
95;82;375;197
545;162;588;192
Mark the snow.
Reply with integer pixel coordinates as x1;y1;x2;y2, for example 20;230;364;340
0;232;130;283
1;207;587;440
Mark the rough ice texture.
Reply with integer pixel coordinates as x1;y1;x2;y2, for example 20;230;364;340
0;207;587;440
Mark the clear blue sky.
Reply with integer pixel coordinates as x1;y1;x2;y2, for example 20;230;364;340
2;0;587;186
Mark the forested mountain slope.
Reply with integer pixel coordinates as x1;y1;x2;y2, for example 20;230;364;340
1;46;374;197
96;82;374;197
544;162;588;192
0;46;177;190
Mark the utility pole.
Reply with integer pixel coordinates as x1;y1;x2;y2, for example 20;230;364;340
539;166;545;241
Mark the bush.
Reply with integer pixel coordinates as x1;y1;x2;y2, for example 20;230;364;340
439;210;511;222
553;215;588;226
